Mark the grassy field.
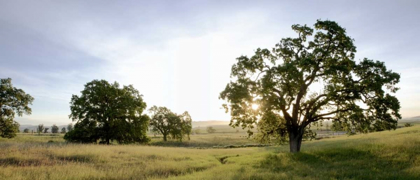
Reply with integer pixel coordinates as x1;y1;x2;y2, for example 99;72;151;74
0;126;419;180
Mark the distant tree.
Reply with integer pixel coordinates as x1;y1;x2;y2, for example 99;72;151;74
37;124;45;135
23;128;29;133
67;123;73;132
65;80;150;144
194;128;201;135
51;124;59;134
0;78;34;138
206;126;216;133
220;20;401;152
180;112;192;140
61;127;66;133
404;123;413;127
149;106;192;141
43;128;49;133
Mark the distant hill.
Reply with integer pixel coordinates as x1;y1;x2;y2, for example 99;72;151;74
409;116;420;119
401;116;420;121
191;120;229;128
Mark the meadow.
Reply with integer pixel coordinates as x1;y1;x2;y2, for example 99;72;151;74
0;125;419;180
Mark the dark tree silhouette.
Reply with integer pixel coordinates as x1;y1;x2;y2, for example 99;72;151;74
37;124;44;134
61;127;66;133
51;124;59;134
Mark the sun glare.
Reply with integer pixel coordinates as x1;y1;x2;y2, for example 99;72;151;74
252;104;259;110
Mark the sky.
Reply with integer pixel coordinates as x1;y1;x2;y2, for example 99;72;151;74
1;0;420;126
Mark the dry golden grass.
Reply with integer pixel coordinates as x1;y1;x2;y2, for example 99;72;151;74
0;126;419;180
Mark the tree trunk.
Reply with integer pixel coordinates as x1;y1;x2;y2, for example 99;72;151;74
289;129;303;153
106;138;110;145
163;134;167;141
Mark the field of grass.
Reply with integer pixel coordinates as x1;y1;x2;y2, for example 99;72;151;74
0;125;419;179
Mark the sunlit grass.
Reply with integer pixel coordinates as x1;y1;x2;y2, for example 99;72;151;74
0;126;419;179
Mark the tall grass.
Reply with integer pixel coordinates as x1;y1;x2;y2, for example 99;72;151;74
0;126;419;179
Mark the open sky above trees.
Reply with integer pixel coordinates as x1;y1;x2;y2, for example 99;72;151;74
1;0;420;125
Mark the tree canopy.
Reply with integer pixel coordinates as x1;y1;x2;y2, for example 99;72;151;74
0;78;34;138
37;124;44;134
149;106;192;141
65;79;150;144
51;124;59;134
220;20;401;152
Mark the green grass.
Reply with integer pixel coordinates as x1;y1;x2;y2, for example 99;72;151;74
0;126;419;179
149;132;255;148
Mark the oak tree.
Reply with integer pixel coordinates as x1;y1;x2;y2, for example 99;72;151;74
220;20;401;152
65;80;150;144
149;106;192;141
0;78;34;138
51;124;59;134
61;127;66;133
37;124;44;134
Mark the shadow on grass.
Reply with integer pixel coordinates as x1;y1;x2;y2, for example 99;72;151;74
252;147;419;180
0;157;55;166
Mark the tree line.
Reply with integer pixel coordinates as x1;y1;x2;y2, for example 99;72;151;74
0;78;192;144
1;20;402;152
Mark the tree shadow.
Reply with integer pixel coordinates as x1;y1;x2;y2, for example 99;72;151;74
251;147;419;179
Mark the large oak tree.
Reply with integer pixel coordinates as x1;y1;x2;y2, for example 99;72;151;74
66;80;150;144
220;20;401;153
0;78;34;138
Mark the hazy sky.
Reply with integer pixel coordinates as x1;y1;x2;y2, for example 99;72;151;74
1;0;419;125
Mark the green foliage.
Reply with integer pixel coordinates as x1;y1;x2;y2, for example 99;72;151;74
37;124;44;134
51;124;59;134
65;79;150;144
23;128;29;133
67;123;73;132
220;20;401;152
43;128;49;133
405;123;413;127
0;78;34;138
0;118;19;138
149;106;192;141
206;126;216;133
61;127;66;134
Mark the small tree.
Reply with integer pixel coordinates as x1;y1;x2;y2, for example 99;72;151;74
61;127;66;133
194;129;201;135
67;123;73;132
206;126;216;133
37;124;44;135
23;128;29;133
180;112;192;140
0;78;34;138
43;128;49;133
51;124;59;134
149;106;192;141
404;123;413;127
